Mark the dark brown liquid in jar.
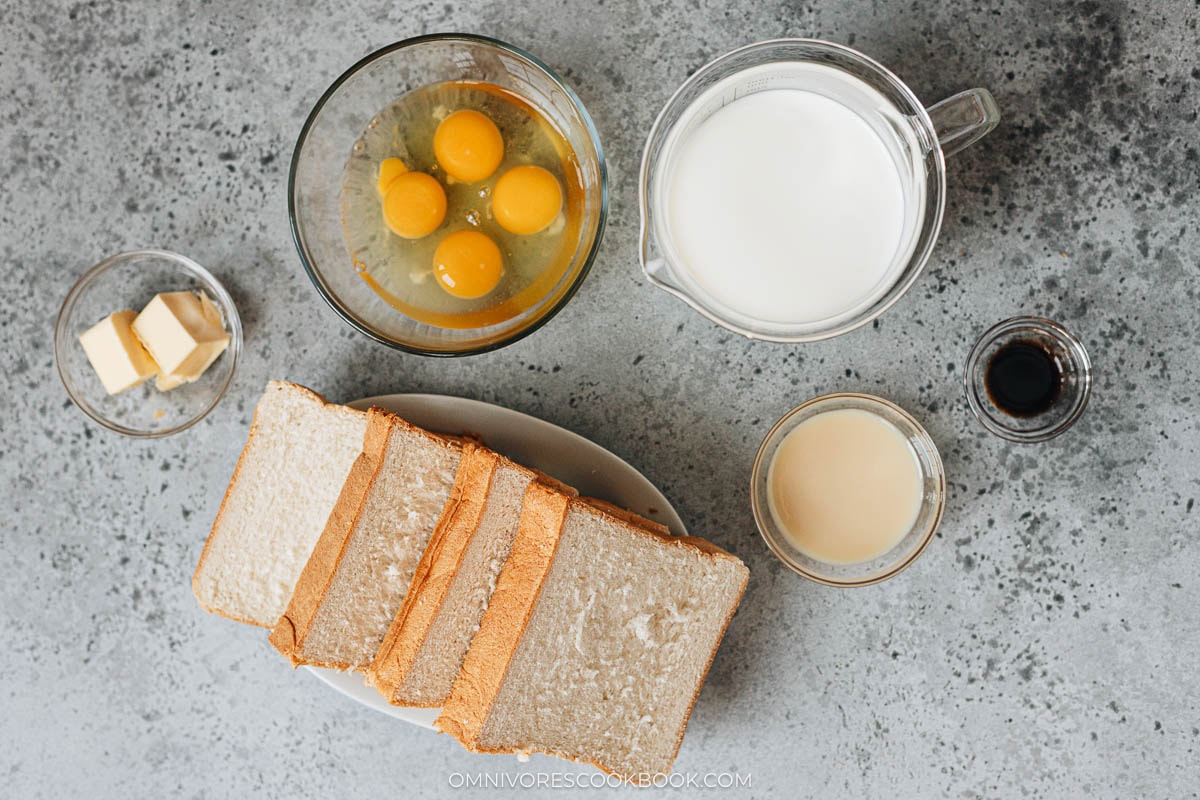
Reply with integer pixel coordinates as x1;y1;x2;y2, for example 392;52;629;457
984;341;1062;417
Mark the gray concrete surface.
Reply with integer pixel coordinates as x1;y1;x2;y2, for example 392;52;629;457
3;0;1198;797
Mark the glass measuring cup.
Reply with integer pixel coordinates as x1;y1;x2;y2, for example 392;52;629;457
639;39;999;342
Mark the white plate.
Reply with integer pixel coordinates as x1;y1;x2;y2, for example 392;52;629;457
305;393;686;728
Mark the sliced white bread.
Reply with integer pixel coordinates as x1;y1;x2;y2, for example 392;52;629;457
192;380;368;627
269;407;462;670
436;483;749;782
368;444;575;707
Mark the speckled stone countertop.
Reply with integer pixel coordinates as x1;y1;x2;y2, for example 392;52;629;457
3;1;1198;797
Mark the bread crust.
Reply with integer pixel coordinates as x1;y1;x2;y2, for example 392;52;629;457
661;550;748;782
578;496;671;537
268;406;393;665
436;482;571;745
581;496;746;565
436;490;749;783
192;380;365;627
268;407;464;670
367;443;496;704
369;451;582;707
576;497;750;782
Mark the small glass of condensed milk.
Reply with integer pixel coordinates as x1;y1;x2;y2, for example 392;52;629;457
751;393;946;586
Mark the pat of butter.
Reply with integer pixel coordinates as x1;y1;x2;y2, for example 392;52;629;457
79;310;159;395
132;291;230;391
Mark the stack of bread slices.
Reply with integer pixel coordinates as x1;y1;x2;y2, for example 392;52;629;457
193;381;749;782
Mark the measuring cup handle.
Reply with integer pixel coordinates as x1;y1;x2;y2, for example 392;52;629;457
927;89;1000;158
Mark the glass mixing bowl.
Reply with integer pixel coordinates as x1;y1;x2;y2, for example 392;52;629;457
290;34;607;356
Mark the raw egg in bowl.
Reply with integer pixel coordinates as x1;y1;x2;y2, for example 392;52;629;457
290;34;607;356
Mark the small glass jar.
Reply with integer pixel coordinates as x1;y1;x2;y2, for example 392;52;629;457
964;316;1091;443
750;393;946;587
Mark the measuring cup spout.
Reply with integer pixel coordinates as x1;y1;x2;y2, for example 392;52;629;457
643;256;685;294
638;184;686;294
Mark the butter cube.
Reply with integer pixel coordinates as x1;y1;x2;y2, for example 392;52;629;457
132;291;230;392
79;310;159;395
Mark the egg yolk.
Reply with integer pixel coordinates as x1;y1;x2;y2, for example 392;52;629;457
434;110;504;183
382;171;447;239
492;165;563;235
433;230;503;299
377;157;408;196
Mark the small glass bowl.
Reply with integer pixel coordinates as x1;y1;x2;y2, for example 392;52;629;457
290;33;608;356
964;316;1091;443
750;393;946;587
55;249;241;437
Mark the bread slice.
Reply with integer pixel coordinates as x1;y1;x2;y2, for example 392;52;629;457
368;445;574;707
436;483;749;782
269;408;462;670
192;381;368;627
